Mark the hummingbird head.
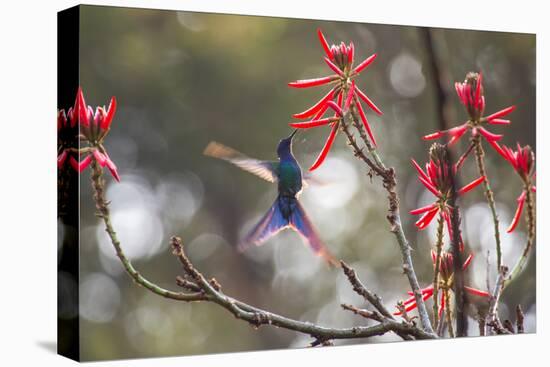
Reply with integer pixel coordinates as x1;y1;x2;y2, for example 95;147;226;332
277;129;298;158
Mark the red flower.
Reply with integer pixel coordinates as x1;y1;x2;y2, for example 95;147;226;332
65;87;120;182
70;87;117;142
410;145;485;236
394;251;489;316
489;141;536;232
57;109;74;170
423;72;516;149
288;29;382;171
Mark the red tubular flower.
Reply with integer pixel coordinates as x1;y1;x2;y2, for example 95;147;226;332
507;191;526;233
69;154;92;172
457;176;486;196
317;28;334;60
423;72;515;149
288;76;337;88
62;87;120;182
104;151;121;182
292;88;336;119
397;285;434;314
288;29;382;171
68;87;117;144
464;286;490;297
489;141;536;232
93;149;107;167
308;92;344;171
289;117;340;129
394;251;489;316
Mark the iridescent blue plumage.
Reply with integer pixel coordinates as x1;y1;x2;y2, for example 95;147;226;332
204;130;337;265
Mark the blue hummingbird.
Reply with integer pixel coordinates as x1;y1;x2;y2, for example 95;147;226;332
204;130;337;266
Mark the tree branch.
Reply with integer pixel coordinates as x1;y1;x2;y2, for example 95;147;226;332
89;161;435;344
485;265;508;335
171;230;437;341
448;161;467;337
338;102;435;335
340;261;394;319
473;135;503;271
432;213;445;331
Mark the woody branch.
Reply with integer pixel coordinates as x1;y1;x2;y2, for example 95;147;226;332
90;161;435;344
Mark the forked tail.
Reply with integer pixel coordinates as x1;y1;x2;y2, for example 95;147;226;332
239;196;338;266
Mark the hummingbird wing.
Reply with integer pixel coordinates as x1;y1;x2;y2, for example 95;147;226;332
289;200;338;266
301;172;332;188
204;141;278;183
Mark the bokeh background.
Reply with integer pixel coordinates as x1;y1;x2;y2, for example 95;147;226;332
63;5;535;361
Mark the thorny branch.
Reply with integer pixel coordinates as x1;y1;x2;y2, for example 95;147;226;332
90;162;435;345
337;97;435;335
432;214;445;330
340;261;415;341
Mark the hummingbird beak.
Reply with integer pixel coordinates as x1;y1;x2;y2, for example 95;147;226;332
289;129;298;141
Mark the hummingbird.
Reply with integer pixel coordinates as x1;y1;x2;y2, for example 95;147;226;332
204;130;337;266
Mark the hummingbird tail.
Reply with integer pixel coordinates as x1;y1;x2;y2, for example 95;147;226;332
239;196;338;267
238;197;290;253
289;201;339;267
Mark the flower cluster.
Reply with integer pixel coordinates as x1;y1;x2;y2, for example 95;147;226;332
57;109;77;171
410;144;485;237
395;251;489;317
423;72;516;148
57;88;120;181
400;71;534;327
489;141;536;232
288;29;382;171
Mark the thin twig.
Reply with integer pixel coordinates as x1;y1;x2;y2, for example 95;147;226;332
487;319;512;335
503;320;515;334
339;119;385;177
340;261;393;319
341;303;414;340
485;265;509;335
444;289;455;338
341;304;384;322
340;303;415;341
455;141;475;172
349;106;386;171
432;213;445;330
437;308;446;336
516;305;525;334
478;311;486;336
485;250;492;294
473;136;502;271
